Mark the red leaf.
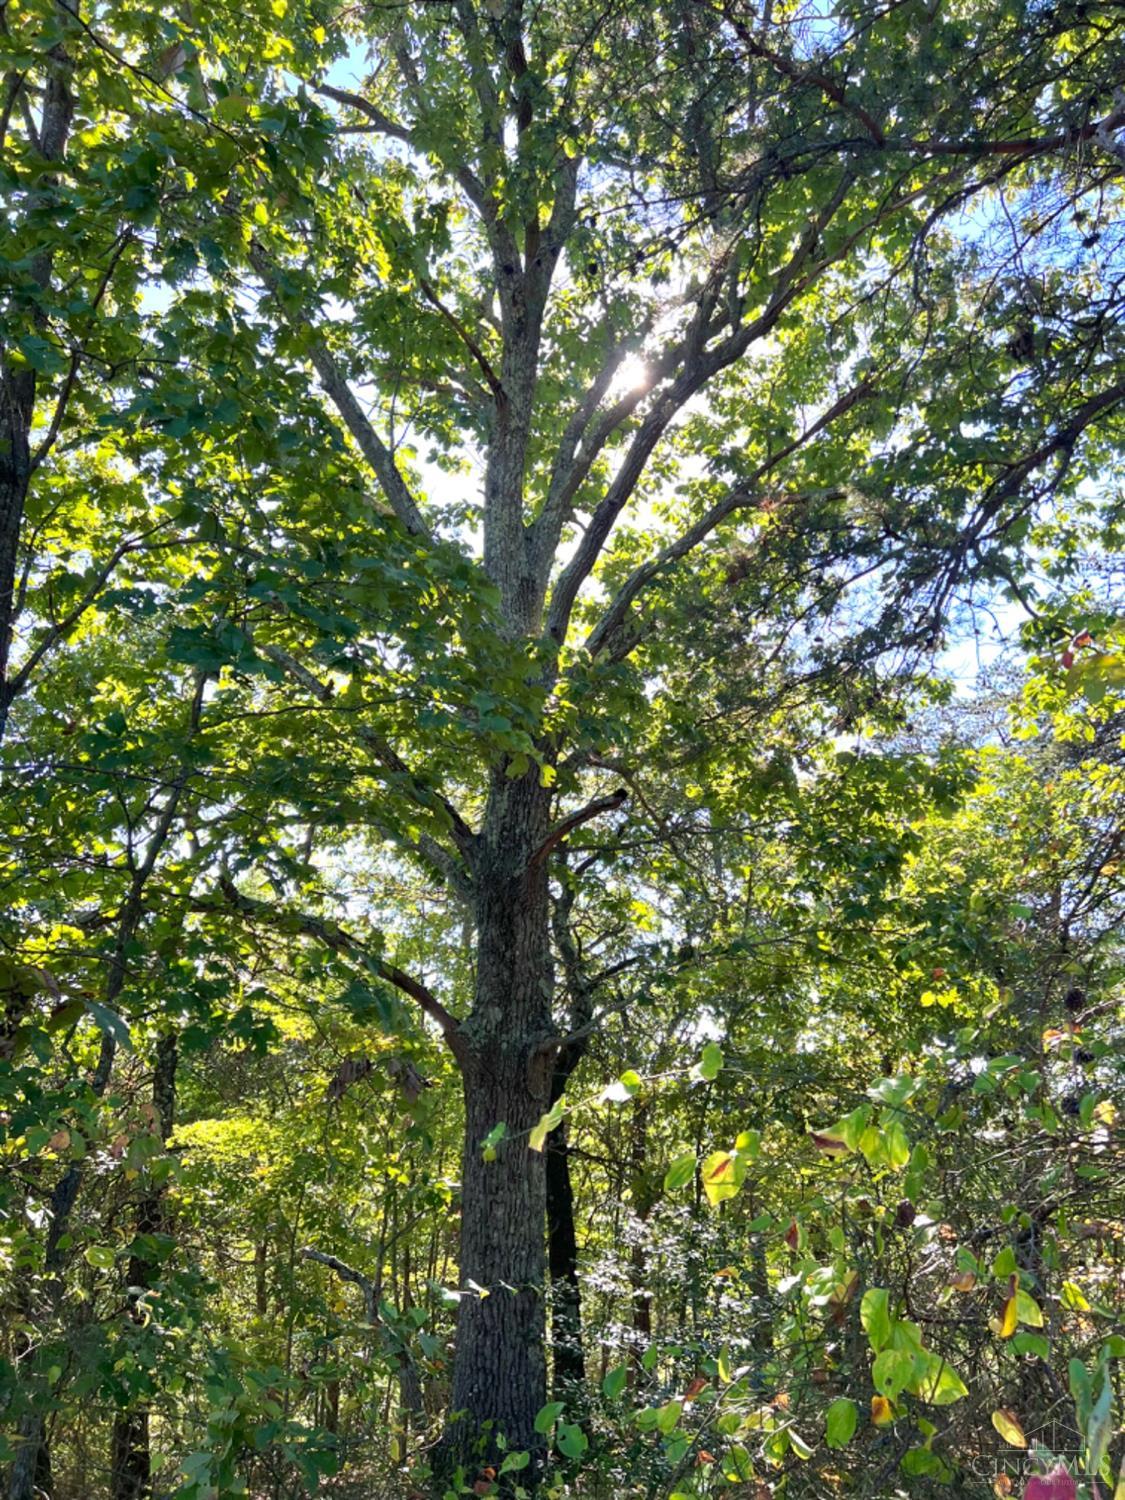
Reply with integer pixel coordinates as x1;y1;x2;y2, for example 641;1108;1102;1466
784;1220;799;1250
1023;1466;1077;1500
809;1131;847;1157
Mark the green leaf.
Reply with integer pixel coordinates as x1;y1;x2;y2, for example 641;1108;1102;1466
914;1353;968;1405
868;1074;921;1107
601;1074;638;1103
787;1428;813;1460
534;1401;565;1434
556;1421;588;1459
85;1001;132;1051
872;1347;915;1398
656;1399;682;1434
1087;1371;1113;1475
825;1397;857;1449
991;1247;1017;1279
602;1364;628;1399
881;1117;911;1170
499;1450;530;1474
861;1288;893;1352
832;1104;872;1151
663;1153;696;1193
1014;1290;1044;1327
1011;1332;1050;1360
694;1042;724;1082
480;1121;507;1160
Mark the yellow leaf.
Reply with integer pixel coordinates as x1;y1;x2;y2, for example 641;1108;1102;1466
991;1409;1027;1447
1061;1280;1090;1312
994;1295;1018;1339
701;1150;746;1207
870;1396;894;1426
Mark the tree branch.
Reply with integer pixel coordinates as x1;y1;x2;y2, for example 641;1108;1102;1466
417;274;504;399
584;369;877;658
247;242;431;542
311;81;414;147
544;174;857;644
301;1247;378;1323
208;876;466;1056
529;787;627;868
257;642;476;890
8;526;175;697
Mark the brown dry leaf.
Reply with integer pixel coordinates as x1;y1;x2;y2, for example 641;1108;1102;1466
326;1057;373;1102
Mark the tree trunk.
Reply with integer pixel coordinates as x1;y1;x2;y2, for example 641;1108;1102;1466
255;1241;268;1316
0;7;75;747
110;1416;149;1500
545;1121;585;1394
628;1099;654;1375
444;771;555;1462
0;388;32;740
544;867;593;1396
6;1418;44;1500
110;1033;177;1500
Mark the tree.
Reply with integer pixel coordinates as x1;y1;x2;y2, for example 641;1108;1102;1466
2;0;1124;1474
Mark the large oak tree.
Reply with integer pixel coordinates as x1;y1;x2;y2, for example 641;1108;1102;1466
3;0;1124;1475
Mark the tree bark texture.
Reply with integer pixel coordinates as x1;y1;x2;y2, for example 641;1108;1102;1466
445;771;555;1459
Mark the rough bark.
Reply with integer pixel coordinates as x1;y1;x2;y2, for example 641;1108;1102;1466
0;8;74;745
0;378;33;736
444;770;555;1462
